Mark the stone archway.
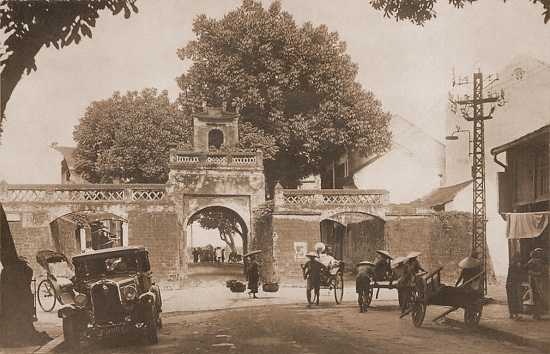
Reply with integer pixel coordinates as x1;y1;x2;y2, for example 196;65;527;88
182;205;249;285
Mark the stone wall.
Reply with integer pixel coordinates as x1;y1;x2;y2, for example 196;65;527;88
8;219;53;277
272;213;320;282
128;207;181;287
385;211;495;282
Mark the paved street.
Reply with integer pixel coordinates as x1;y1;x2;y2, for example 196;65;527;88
52;292;542;354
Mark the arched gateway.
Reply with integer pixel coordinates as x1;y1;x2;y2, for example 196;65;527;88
0;105;388;287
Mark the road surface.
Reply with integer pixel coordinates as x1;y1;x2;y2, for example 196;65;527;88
55;301;542;354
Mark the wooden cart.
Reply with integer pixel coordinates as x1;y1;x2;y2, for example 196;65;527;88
403;267;485;327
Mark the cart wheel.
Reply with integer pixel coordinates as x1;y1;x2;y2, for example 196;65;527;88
333;273;344;304
306;278;317;305
359;287;372;312
411;301;426;327
37;279;57;312
464;304;483;327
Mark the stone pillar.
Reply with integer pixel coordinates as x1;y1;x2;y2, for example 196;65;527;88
122;223;129;246
79;228;86;252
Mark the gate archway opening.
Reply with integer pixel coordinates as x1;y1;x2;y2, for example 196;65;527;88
320;212;385;268
49;211;128;259
185;206;248;281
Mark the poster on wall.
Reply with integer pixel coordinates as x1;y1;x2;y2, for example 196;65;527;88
294;242;307;260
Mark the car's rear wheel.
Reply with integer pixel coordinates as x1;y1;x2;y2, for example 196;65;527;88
62;316;81;350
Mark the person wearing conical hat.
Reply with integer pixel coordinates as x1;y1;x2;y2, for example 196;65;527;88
303;252;322;305
455;252;482;291
373;250;393;281
526;248;546;320
356;261;374;312
244;250;261;299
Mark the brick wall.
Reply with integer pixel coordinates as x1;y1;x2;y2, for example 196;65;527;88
128;210;180;285
272;214;320;282
385;212;495;282
8;219;54;277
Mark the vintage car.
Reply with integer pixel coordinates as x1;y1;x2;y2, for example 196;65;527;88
57;246;162;349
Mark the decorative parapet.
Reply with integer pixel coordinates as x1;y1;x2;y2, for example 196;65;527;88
274;188;389;210
169;149;263;170
0;184;167;203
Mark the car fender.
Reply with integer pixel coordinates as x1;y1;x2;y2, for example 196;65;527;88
139;291;156;306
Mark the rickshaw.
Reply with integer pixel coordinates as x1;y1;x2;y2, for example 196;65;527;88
303;260;345;305
35;250;75;312
402;266;485;327
357;250;397;311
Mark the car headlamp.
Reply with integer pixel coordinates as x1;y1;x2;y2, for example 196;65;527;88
74;293;88;307
122;285;137;301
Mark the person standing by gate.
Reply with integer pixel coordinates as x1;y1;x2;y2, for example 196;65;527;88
506;254;523;320
526;248;547;320
244;250;262;299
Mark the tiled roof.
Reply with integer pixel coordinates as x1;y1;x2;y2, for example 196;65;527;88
52;146;76;169
413;180;472;208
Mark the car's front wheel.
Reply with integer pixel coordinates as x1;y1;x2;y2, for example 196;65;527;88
145;305;160;345
62;316;82;350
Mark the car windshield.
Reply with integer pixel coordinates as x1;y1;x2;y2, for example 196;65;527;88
74;254;139;278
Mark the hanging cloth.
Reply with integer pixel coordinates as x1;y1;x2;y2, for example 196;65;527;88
505;212;550;239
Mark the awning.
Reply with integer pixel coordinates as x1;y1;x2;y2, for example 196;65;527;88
505;212;550;239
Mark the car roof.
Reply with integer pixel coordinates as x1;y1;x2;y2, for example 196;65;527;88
72;246;147;261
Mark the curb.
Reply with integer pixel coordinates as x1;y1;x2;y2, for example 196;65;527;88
34;335;64;354
445;319;549;354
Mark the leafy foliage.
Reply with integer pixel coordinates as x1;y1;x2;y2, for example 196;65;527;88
0;0;138;129
368;0;550;25
177;0;392;189
73;89;191;183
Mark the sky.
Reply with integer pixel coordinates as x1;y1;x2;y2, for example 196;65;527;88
2;0;550;183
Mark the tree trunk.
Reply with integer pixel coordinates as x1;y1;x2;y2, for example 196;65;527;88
1;33;44;120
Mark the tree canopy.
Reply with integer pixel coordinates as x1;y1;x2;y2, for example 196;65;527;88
177;0;392;189
73;89;191;183
190;206;247;254
0;0;138;131
368;0;550;25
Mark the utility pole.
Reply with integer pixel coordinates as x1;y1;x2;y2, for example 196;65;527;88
449;70;504;294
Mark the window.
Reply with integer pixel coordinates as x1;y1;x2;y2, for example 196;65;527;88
208;129;224;149
535;148;549;198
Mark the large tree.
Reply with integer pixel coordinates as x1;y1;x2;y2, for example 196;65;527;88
73;89;191;183
368;0;550;25
190;207;248;254
0;0;138;131
177;0;392;190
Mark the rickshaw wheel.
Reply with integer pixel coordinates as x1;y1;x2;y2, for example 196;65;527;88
333;273;344;304
37;279;57;312
464;304;483;327
359;287;372;312
366;285;374;306
411;301;426;327
306;279;316;305
411;285;426;327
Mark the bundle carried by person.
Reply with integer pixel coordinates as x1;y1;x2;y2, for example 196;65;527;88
226;279;246;293
262;282;279;292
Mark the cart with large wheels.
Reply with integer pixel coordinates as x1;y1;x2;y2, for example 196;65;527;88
35;250;75;312
304;261;345;305
403;267;485;328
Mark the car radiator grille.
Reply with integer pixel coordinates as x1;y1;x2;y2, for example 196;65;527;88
91;282;124;324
